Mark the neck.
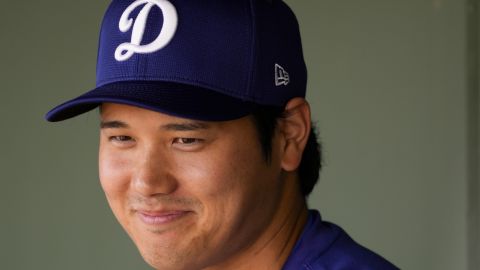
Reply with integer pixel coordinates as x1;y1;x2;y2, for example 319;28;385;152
204;175;309;270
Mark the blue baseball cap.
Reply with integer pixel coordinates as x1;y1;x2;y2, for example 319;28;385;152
46;0;307;122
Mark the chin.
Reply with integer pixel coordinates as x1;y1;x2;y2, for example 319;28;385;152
140;251;201;270
132;232;202;270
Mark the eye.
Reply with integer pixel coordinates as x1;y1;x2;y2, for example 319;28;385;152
107;135;136;148
109;135;134;142
172;138;202;145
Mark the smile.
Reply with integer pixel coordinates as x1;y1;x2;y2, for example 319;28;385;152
137;210;193;226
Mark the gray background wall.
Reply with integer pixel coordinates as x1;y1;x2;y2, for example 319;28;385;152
0;0;478;269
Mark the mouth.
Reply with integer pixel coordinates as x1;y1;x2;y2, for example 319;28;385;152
137;210;194;226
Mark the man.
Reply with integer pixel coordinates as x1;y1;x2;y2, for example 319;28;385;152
46;0;398;269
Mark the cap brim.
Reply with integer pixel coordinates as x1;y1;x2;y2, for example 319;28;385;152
45;82;256;122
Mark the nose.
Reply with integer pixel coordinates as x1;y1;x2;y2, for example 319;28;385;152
131;147;178;196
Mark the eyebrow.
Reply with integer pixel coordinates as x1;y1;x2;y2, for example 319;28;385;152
100;120;210;131
100;120;129;129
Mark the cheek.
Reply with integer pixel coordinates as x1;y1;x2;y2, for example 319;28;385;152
173;139;268;223
174;150;245;200
98;147;131;200
98;147;142;244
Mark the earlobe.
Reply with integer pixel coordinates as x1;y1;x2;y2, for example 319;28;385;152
279;98;311;172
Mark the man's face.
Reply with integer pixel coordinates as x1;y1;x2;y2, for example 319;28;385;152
99;103;286;269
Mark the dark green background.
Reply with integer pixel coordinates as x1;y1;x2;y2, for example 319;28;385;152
1;1;478;269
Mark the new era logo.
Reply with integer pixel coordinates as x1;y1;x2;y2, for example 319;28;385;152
275;64;290;86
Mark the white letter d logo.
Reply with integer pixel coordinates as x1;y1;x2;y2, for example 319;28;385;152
115;0;178;62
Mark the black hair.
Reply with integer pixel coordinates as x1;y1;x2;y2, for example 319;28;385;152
250;105;322;197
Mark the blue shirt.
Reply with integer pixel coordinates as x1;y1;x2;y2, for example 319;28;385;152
282;210;399;270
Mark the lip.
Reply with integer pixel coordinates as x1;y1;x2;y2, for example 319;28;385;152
137;210;192;225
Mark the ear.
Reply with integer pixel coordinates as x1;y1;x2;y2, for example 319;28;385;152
278;98;311;172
